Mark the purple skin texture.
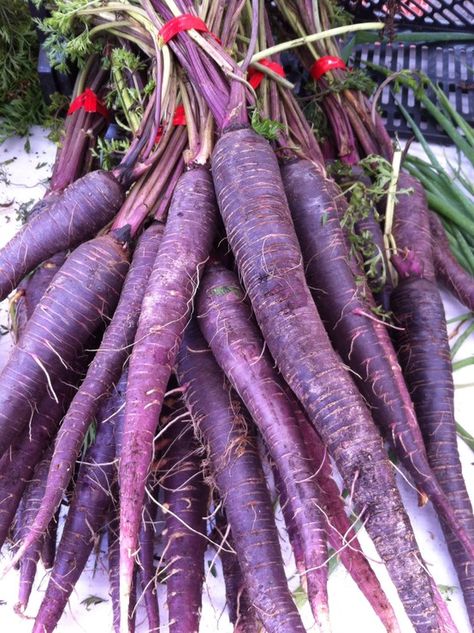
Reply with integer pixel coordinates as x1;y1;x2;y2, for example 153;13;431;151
15;444;55;612
31;386;121;633
0;232;130;462
160;415;207;633
119;166;217;627
17;223;163;565
392;176;474;627
138;486;160;633
177;321;306;633
216;512;260;633
281;158;469;557
211;127;445;632
197;262;329;629
0;170;125;301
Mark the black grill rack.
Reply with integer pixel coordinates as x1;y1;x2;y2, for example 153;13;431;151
343;0;474;31
352;42;474;143
343;1;474;142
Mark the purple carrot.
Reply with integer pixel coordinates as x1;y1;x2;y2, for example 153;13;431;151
14;444;55;612
281;158;470;554
108;499;137;633
429;210;474;311
137;482;160;633
197;262;329;629
160;409;208;633
3;232;130;573
31;385;121;633
9;252;68;344
391;173;474;627
215;512;260;633
41;511;59;571
211;126;452;632
391;264;474;627
119;166;217;625
176;321;306;633
0;364;80;550
0;231;129;461
0;170;126;301
16;223;163;565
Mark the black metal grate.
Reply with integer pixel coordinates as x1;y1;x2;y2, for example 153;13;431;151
343;0;474;31
352;41;474;142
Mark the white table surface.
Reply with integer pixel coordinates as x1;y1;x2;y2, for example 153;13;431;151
0;127;472;632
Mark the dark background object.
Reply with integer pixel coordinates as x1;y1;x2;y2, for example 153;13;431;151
353;41;474;144
28;1;75;103
344;0;474;32
344;0;474;142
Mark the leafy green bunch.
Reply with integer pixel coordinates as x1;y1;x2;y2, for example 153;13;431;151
0;0;46;140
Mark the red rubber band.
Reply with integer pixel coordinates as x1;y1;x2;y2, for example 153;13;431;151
310;56;347;81
172;104;186;126
155;105;187;143
159;14;209;44
67;88;109;118
247;59;286;90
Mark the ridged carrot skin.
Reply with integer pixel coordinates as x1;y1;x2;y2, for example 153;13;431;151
161;414;207;633
11;251;67;344
0;170;125;301
211;127;444;632
0;232;129;461
137;490;160;633
392;275;474;627
429;210;474;311
15;444;55;612
392;175;474;626
216;513;260;633
197;262;329;629
281;158;470;557
177;321;306;633
119;166;217;630
18;223;163;563
31;387;120;633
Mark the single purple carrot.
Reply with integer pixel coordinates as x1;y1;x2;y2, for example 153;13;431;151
31;385;121;633
0;230;130;460
211;126;454;632
119;166;217;626
160;409;208;633
41;511;59;571
9;252;68;344
176;321;306;633
14;444;55;613
197;262;329;629
429;210;474;311
0;170;126;301
215;511;260;633
108;500;137;633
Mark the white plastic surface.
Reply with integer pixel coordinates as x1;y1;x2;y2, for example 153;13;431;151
0;128;472;632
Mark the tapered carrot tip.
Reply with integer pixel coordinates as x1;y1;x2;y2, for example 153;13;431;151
120;555;134;633
313;602;331;633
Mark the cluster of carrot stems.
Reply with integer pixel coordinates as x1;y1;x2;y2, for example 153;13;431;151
0;1;472;633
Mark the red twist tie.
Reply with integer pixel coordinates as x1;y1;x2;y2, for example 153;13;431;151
67;88;109;118
310;56;347;81
172;104;186;126
248;59;286;90
159;14;209;44
155;105;187;143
